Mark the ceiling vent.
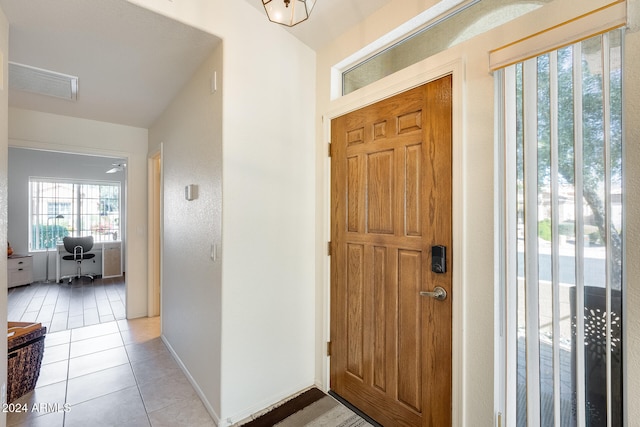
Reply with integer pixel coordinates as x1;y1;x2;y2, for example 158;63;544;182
9;62;78;101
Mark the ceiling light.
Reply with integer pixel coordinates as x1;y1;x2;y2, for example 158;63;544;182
262;0;316;27
106;163;126;174
9;62;78;101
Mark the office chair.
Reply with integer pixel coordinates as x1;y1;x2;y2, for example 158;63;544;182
60;236;96;283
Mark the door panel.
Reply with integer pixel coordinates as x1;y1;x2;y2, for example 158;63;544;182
367;149;394;234
397;248;422;412
330;76;453;427
346;243;364;379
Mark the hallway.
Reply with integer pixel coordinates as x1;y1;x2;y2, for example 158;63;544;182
7;316;215;426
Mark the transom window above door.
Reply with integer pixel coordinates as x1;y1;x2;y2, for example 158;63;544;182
341;0;551;95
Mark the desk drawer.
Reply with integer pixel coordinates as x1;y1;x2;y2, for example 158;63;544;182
8;257;32;270
7;256;33;288
8;269;31;287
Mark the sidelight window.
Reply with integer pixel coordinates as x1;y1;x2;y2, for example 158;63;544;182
498;28;623;426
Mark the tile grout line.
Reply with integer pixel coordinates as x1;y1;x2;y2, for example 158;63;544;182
13;317;189;426
7;279;126;426
62;327;73;427
117;319;155;427
42;282;60;331
59;320;129;425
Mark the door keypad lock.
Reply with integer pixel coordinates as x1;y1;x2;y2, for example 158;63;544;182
431;245;446;274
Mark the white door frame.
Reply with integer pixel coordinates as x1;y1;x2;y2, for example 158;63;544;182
147;144;163;317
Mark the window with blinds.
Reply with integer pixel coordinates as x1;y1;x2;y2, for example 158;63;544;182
499;28;623;426
29;179;121;251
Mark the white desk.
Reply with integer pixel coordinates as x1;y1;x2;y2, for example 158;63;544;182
55;241;122;282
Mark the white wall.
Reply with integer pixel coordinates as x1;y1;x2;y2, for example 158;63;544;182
8;109;149;318
218;22;316;427
135;0;316;424
7;148;126;281
0;6;9;424
316;0;640;426
149;46;223;417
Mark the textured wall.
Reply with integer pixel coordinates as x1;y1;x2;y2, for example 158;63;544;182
148;45;223;418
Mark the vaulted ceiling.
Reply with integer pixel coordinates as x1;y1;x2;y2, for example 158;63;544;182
0;0;391;129
0;0;221;128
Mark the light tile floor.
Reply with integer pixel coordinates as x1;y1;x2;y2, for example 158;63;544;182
8;278;126;333
7;317;216;427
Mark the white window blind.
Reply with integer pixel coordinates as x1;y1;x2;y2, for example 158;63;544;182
498;28;624;426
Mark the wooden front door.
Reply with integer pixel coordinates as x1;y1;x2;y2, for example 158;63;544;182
330;76;453;427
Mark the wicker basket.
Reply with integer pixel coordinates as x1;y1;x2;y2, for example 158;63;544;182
7;322;47;403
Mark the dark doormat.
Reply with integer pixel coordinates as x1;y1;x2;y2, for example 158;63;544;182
239;388;326;426
238;388;382;427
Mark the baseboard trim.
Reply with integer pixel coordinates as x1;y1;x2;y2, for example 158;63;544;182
160;334;223;426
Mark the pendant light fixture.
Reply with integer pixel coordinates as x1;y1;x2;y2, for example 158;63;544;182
262;0;317;27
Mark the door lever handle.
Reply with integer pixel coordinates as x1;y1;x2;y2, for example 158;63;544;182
420;286;447;301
